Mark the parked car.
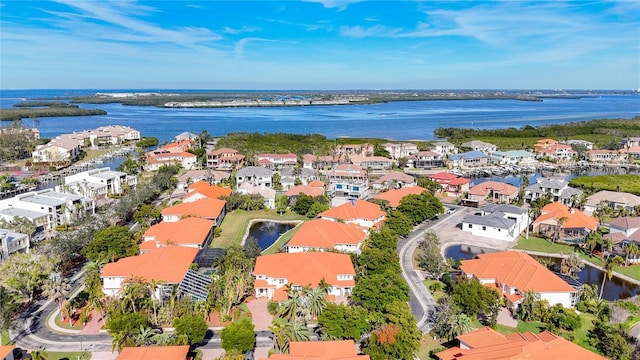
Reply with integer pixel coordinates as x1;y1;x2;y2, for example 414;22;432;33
447;207;457;214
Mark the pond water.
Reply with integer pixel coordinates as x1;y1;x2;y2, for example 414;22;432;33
444;244;640;301
246;221;296;251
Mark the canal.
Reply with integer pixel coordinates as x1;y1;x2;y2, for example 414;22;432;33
444;244;640;301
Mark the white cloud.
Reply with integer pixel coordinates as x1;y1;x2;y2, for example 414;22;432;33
223;25;262;35
339;24;403;38
302;0;363;11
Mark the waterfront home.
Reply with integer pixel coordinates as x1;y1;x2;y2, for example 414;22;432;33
461;204;529;242
264;341;370;360
435;326;605;360
84;125;140;145
145;150;197;171
491;150;536;165
460;251;579;309
285;218;366;254
564;139;594;150
349;155;394;171
428;172;470;198
236;166;273;188
587;149;624;163
0;189;91;229
0;228;29;263
319;199;386;231
604;217;640;250
257;153;297;170
237;183;276;209
176;169;230;189
430;141;458;155
534;138;559;151
285;184;325;203
371;171;416;190
161;197;226;225
183;180;232;202
206;147;245;171
117;345;190;360
533;202;597;243
383;142;419;159
371;186;427;208
467;181;519;205
63;167;137;200
620;146;640;160
279;167;318;189
536;144;576;161
253;252;356;302
448;151;493;168
328;164;370;201
460;140;497;154
407;151;444;169
31;136;80;163
101;245;198;297
335;143;374;157
174;131;198;142
584;190;640;215
161;139;192;153
524;178;583;206
140;217;214;252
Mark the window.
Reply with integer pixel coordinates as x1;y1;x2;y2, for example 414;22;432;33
468;224;472;228
278;279;286;285
482;226;486;231
336;184;343;189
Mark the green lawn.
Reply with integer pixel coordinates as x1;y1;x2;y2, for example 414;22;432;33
417;333;447;359
211;209;306;248
515;235;640;281
42;351;91;360
262;223;303;255
422;280;446;302
495;321;546;335
1;330;10;345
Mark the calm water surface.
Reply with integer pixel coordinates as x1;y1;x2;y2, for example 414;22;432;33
246;221;295;251
1;90;638;143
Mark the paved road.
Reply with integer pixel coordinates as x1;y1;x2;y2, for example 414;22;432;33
397;205;471;333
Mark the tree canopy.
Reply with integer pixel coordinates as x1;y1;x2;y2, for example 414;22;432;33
82;225;138;263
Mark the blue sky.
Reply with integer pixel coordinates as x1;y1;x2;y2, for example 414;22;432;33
1;0;639;90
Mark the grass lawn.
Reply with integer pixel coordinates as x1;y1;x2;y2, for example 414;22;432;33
1;330;10;345
211;209;306;248
262;223;303;255
495;321;546;335
417;332;447;359
42;351;91;360
514;235;640;282
422;280;446;302
81;148;117;162
573;313;599;354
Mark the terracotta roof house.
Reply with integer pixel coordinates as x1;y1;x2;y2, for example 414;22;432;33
319;199;386;230
184;181;232;202
264;340;370;360
605;218;640;260
460;251;578;309
0;345;15;360
372;186;427;208
145;150;197;171
161;197;226;226
461;204;529;242
533;202;598;243
285;184;325;202
435;326;605;360
285;219;366;254
620;146;640;160
117;346;191;360
101;245;198;296
140;217;214;252
524;178;583;206
584;190;640;215
536;144;576;161
206;147;245;171
468;181;518;204
162;139;192;153
429;172;470;198
176;170;230;188
257;153;297;169
534;138;559;151
254;252;356;302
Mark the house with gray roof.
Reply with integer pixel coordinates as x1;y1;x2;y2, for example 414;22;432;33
279;167;318;189
0;228;29;263
449;151;493;168
0;189;92;229
525;178;583;206
460;140;497;154
492;150;536;165
236;166;274;188
461;204;529;242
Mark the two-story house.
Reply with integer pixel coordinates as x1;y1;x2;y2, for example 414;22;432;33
160;197;226;226
0;189;90;229
491;150;536;165
449;151;493;168
467;181;519;205
383;142;419;160
236;166;274;188
285;219;367;254
328;164;369;200
319;199;386;231
461;204;529;242
0;228;29;262
206;148;245;171
349;155;394;171
407;151;444;169
257;153;297;170
430;141;458;156
524;178;583;206
140;217;214;252
460;140;497;154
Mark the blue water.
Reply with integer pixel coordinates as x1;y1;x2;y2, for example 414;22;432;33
246;221;295;251
1;89;638;143
444;245;640;301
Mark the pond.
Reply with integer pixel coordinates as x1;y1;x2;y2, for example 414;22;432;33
444;244;640;301
246;221;296;251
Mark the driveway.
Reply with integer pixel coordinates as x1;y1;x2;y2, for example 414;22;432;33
246;298;274;331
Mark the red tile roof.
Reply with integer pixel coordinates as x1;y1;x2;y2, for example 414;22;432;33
469;181;518;197
372;186;427;208
142;217;213;248
102;246;198;283
187;181;232;199
263;340;369;360
254;252;355;289
285;185;325;197
460;251;575;293
318;199;385;222
534;202;598;231
436;327;606;360
161;197;226;220
287;219;366;249
308;180;325;188
429;172;458;181
448;177;471;185
117;346;190;360
0;345;15;360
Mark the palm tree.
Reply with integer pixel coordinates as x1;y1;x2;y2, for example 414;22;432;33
552;216;568;243
134;325;160;346
599;255;625;300
445;313;474;340
42;273;71;323
601;238;614;258
516;291;538;322
284;320;311;342
625;242;640;265
584;232;602;256
303;287;327;321
279;287;304;321
560;252;584;279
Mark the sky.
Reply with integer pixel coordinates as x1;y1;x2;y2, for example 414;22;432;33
1;0;639;90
